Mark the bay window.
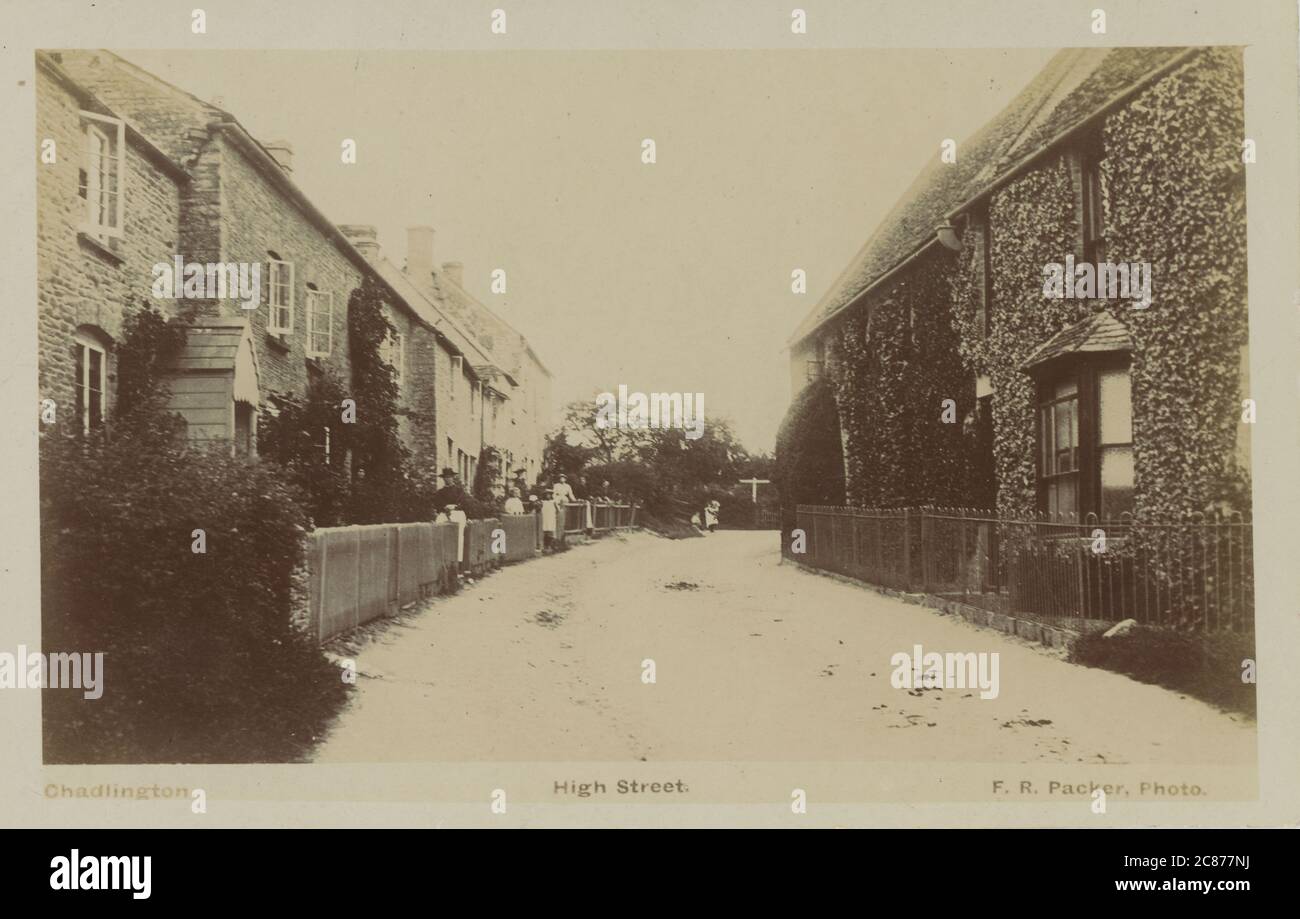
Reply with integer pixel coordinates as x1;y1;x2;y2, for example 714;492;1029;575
1034;354;1133;521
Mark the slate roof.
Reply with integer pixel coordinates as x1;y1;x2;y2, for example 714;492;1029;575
50;50;429;334
1019;310;1133;372
425;270;547;380
373;256;502;383
789;46;1197;347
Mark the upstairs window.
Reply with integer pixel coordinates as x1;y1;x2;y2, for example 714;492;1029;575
972;207;994;339
267;254;294;334
79;112;124;240
1080;139;1106;264
380;329;405;386
305;286;333;357
451;355;463;399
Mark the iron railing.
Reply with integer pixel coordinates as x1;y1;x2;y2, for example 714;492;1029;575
791;505;1253;633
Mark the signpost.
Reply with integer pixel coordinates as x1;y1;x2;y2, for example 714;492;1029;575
738;477;771;503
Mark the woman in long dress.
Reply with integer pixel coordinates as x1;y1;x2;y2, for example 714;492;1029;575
704;500;720;533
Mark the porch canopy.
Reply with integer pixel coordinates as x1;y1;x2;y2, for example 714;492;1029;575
1019;310;1133;374
162;317;260;442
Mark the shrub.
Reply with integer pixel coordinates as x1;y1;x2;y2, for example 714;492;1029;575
1068;625;1255;717
774;377;846;548
40;305;347;763
257;373;356;528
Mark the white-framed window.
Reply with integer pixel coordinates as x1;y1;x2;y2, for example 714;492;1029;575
79;111;125;239
73;329;108;434
305;287;333;357
451;354;463;399
267;256;295;334
380;329;405;386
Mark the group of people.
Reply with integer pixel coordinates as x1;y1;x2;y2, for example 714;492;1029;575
430;468;628;520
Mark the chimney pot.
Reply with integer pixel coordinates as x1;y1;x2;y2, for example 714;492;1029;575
442;261;464;288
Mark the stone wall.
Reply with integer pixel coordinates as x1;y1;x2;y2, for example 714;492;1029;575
35;65;183;424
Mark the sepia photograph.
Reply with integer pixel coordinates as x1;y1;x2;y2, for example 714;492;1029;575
1;0;1298;876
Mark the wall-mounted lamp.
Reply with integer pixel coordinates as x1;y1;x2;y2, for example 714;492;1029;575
935;222;962;251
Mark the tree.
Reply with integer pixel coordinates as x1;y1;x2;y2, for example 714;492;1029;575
542;395;756;526
345;277;409;523
774;377;846;541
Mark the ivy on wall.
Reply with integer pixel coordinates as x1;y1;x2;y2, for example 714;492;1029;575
824;247;984;509
980;156;1083;519
820;48;1248;521
1102;47;1249;519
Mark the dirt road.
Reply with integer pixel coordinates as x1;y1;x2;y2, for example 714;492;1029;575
312;531;1253;764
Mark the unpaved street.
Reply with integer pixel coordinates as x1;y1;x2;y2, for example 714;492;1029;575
313;531;1253;764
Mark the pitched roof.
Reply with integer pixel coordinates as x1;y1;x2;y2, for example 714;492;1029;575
50;50;429;334
425;269;549;379
1019;310;1133;372
166;317;261;406
36;51;191;182
789;46;1197;347
372;256;501;381
171;318;247;372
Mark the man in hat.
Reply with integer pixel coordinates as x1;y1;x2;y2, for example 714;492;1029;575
433;467;469;514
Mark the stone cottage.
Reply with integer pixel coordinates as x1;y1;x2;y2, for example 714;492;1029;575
36;49;551;490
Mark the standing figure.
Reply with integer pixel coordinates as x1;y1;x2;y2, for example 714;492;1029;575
552;473;577;505
433;467;469;515
540;488;558;550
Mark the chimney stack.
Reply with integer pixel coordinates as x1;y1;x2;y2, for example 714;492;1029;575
338;224;380;264
442;261;464;288
406;225;436;283
264;139;294;175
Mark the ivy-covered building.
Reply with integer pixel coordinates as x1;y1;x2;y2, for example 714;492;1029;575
787;47;1249;523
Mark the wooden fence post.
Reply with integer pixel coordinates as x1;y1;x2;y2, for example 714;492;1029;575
901;508;912;591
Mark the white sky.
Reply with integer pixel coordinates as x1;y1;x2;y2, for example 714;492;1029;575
121;48;1056;452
